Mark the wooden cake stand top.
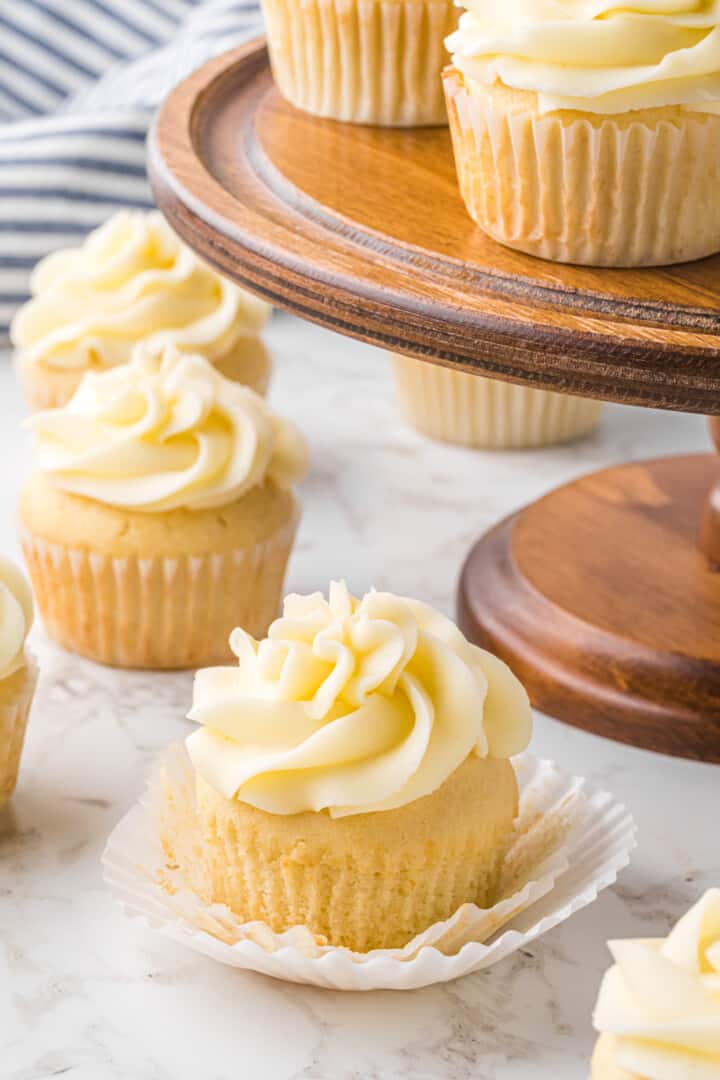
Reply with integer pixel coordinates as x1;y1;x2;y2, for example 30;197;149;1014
150;39;720;760
149;38;720;414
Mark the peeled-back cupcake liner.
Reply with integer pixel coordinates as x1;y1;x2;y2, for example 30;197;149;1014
392;354;602;449
102;745;636;990
0;654;38;808
19;511;299;670
443;68;720;267
262;0;456;126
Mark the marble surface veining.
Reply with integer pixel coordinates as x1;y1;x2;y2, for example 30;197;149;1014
1;314;718;1080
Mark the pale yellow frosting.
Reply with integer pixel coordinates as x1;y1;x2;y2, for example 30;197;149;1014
11;210;270;374
186;581;532;818
448;0;720;114
593;889;720;1079
0;557;33;682
26;346;308;513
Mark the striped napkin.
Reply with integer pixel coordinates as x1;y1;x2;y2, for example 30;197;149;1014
0;0;262;342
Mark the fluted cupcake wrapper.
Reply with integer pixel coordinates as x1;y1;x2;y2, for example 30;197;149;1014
392;354;602;448
263;0;456;126
0;655;38;809
443;69;720;267
102;745;636;990
20;511;299;670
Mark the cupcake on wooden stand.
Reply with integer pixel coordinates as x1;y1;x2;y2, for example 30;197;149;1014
12;210;272;411
444;0;720;267
19;345;307;670
262;0;457;126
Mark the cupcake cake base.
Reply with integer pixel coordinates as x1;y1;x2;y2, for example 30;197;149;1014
161;754;519;952
20;476;300;670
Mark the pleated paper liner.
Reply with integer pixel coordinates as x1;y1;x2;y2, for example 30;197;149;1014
262;0;456;126
443;68;720;267
20;509;299;669
103;746;636;989
0;654;39;808
392;355;602;449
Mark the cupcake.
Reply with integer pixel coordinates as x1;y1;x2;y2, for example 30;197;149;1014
11;210;272;410
263;0;457;126
19;346;307;670
591;889;720;1078
445;1;720;266
392;354;602;448
160;581;532;951
0;558;37;809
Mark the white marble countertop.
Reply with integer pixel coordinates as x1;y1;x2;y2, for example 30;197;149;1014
1;315;718;1080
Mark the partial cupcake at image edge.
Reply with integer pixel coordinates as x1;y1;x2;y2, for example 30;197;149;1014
19;344;308;670
11;210;272;411
263;0;457;126
0;558;37;809
591;889;720;1078
391;354;603;449
159;580;533;952
443;0;720;267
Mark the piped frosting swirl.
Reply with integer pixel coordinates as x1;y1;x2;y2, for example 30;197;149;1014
187;581;532;818
27;345;307;513
448;0;720;114
11;210;270;373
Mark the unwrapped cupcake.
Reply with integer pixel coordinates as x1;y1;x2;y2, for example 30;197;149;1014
591;889;720;1078
445;0;720;266
263;0;457;126
0;558;37;809
160;581;532;951
12;210;272;410
20;345;307;670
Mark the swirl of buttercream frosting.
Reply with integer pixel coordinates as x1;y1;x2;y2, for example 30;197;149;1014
0;557;33;683
186;581;532;818
26;345;307;513
593;888;720;1079
11;210;270;373
448;0;720;114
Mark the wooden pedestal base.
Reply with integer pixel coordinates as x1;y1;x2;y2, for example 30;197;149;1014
458;453;720;761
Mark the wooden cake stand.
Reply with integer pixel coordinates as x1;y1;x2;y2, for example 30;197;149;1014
149;38;720;762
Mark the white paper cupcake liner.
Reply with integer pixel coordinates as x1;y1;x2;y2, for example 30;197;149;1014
444;69;720;267
102;745;636;989
0;653;39;808
392;354;602;448
263;0;456;126
20;509;299;670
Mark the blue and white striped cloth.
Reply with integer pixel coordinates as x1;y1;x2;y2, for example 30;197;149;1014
0;0;263;341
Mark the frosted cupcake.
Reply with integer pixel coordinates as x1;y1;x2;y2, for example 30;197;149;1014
392;355;602;448
20;346;307;670
445;1;720;266
263;0;457;126
160;581;532;951
0;558;37;809
11;210;271;410
591;889;720;1078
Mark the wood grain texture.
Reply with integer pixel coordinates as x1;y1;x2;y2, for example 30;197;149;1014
149;38;720;412
458;454;720;761
699;418;720;565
